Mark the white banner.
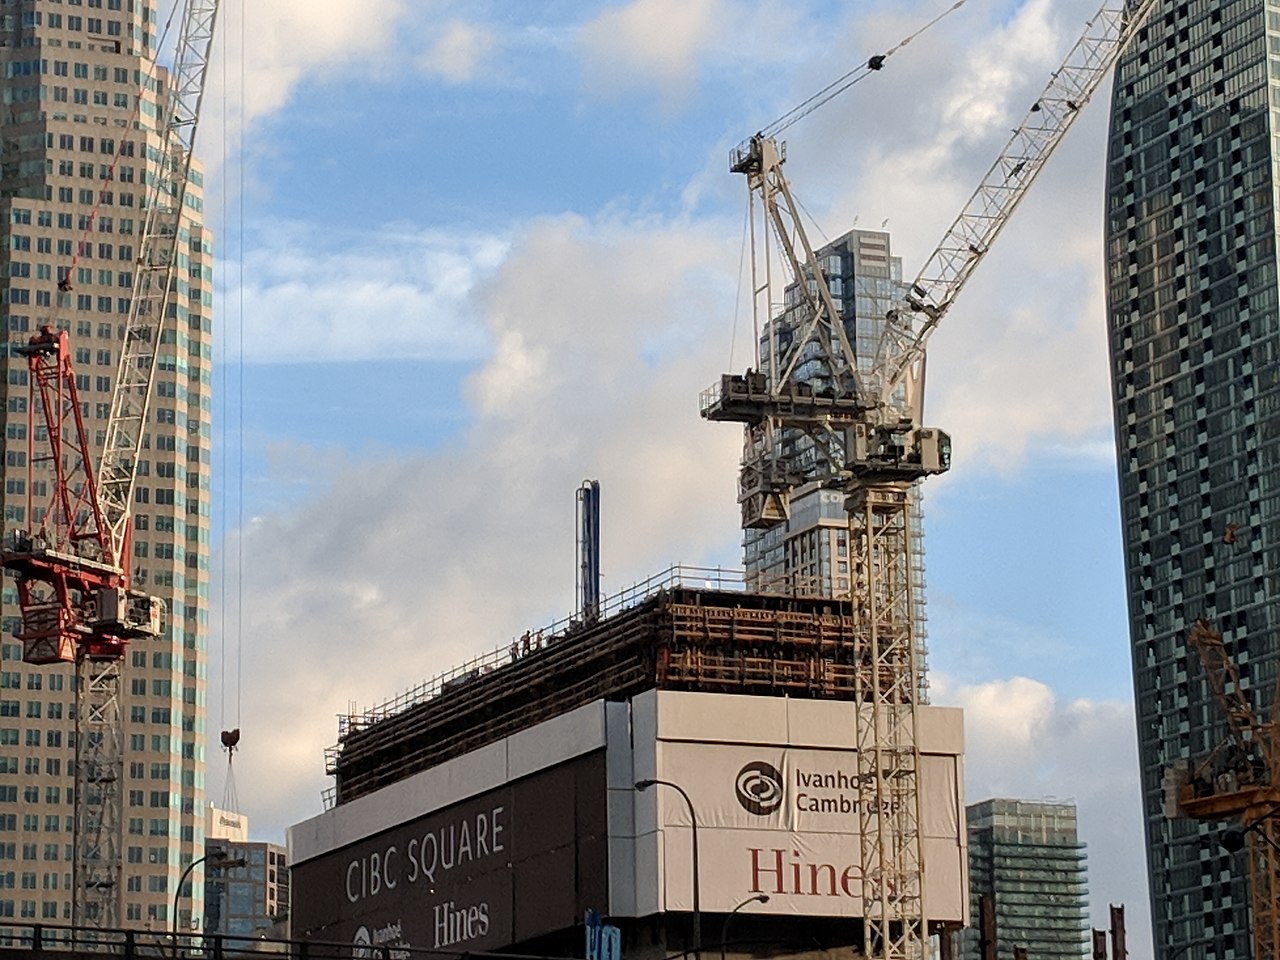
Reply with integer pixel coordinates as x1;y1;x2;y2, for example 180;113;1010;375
648;742;964;918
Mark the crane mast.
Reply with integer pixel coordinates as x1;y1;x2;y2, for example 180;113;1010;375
1174;620;1280;959
0;0;218;929
702;1;1157;956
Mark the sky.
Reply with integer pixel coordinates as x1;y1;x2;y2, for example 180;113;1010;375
195;0;1151;951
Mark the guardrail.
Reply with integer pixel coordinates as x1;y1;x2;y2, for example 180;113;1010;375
332;564;748;744
0;923;580;960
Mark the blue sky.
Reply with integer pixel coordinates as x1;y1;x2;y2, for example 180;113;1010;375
198;0;1150;949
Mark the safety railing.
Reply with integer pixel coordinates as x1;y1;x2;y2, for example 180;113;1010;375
0;922;580;960
332;564;748;744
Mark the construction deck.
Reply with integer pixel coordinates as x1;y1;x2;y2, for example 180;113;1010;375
327;578;864;805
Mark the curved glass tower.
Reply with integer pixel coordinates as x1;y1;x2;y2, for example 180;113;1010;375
1105;1;1280;955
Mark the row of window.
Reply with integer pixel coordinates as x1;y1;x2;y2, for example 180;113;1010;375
0;816;72;833
0;870;67;890
2;11;127;35
0;899;63;920
0;671;61;691
6;59;131;84
0;786;64;804
0;701;64;719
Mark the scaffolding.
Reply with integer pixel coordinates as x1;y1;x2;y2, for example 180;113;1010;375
324;566;875;806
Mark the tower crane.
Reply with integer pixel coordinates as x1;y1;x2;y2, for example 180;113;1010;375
1171;620;1280;959
701;1;1158;957
0;0;218;928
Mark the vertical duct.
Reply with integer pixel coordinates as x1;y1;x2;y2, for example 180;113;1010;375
576;480;601;621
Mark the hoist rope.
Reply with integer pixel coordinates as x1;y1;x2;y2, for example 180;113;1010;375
761;0;970;139
58;9;180;304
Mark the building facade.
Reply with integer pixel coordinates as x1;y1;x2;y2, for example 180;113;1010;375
206;807;288;937
743;228;929;687
959;799;1089;960
1105;1;1280;955
0;0;213;928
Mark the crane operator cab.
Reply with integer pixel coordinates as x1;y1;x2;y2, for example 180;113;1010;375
845;422;951;485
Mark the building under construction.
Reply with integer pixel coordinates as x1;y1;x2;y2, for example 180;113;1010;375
290;568;967;960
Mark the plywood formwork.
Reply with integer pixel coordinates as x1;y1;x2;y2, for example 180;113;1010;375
327;586;864;805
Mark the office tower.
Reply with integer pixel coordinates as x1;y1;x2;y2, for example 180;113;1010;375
743;228;929;686
959;799;1090;960
0;1;212;928
1105;2;1278;954
205;807;289;937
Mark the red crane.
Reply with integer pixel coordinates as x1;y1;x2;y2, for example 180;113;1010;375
7;325;161;666
0;0;219;927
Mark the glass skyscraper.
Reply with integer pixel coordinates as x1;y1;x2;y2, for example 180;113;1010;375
1106;1;1280;955
0;1;213;928
742;228;930;690
959;799;1090;960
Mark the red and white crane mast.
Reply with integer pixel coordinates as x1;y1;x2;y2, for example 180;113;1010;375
1;0;218;928
703;1;1158;957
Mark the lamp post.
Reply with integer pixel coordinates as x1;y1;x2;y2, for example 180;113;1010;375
635;778;701;958
720;893;768;960
1166;940;1210;960
171;853;246;938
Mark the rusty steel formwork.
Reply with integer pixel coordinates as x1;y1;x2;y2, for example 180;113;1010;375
327;587;862;805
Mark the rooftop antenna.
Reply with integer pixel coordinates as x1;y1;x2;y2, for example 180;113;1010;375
576;480;601;622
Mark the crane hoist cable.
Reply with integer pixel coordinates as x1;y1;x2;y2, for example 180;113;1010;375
56;9;181;295
215;0;247;792
761;0;970;140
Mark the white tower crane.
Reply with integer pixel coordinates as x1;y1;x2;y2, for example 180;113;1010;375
2;0;219;928
702;1;1158;957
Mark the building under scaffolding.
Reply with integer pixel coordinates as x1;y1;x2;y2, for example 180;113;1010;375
294;568;967;959
327;568;874;805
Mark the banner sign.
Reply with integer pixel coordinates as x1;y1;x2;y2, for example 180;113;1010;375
292;752;608;953
650;741;963;917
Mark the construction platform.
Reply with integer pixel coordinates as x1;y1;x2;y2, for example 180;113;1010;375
325;566;870;806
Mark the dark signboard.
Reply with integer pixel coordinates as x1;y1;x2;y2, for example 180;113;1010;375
292;752;608;953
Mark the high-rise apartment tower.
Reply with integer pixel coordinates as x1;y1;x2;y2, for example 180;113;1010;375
0;0;213;928
958;799;1090;960
743;228;929;688
1105;1;1279;955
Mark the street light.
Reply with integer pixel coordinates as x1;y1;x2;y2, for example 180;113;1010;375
635;778;701;958
1166;939;1210;960
171;853;246;938
720;893;768;960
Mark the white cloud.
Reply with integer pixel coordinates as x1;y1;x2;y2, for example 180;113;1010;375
232;223;508;363
202;3;1156;949
935;675;1151;956
576;0;810;106
417;19;497;84
214;210;743;836
748;0;1117;474
220;0;407;125
579;0;724;98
